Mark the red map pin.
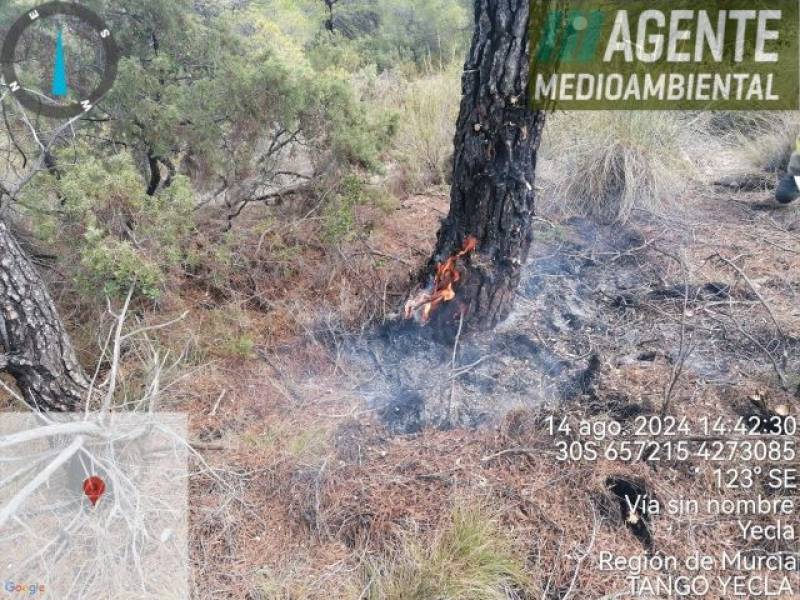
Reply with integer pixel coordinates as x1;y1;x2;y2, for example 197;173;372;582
82;476;106;507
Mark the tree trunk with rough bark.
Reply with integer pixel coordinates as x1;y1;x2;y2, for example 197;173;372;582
428;0;546;330
0;221;90;411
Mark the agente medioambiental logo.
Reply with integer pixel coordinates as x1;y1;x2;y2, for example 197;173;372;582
529;0;800;110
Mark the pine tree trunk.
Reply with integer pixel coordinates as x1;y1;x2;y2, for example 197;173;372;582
429;0;546;330
0;221;89;411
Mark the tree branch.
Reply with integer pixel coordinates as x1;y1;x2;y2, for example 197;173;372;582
0;435;84;528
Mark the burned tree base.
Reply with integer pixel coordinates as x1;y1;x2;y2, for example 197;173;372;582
419;266;519;343
403;242;523;340
416;0;547;330
355;214;721;434
448;260;521;331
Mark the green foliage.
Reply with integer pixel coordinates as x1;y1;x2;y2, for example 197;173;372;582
312;0;471;71
322;174;364;243
19;148;195;300
308;34;368;73
0;0;392;210
321;172;397;243
221;333;256;360
304;67;398;171
97;0;392;190
196;305;258;361
369;0;470;69
78;232;165;301
3;0;468;310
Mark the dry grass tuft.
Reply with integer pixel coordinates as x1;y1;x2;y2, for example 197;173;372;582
365;502;531;600
540;111;697;224
382;65;461;192
734;111;800;174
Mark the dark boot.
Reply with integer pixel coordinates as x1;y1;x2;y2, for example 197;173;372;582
775;174;800;204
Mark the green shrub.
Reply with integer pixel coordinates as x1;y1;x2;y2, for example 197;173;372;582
78;232;165;301
322;175;365;244
364;0;470;71
307;0;471;72
322;173;397;243
19;148;195;301
221;334;256;360
195;305;258;361
314;71;398;172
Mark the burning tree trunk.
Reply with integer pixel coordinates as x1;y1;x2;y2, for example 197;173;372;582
408;0;547;330
0;221;90;411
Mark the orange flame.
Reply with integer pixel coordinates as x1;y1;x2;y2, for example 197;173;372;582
404;236;478;323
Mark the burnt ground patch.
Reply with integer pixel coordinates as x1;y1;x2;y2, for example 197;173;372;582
339;201;799;434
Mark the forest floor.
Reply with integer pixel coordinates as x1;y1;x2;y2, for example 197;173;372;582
179;179;799;598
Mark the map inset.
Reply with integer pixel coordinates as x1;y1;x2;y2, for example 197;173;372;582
0;413;188;599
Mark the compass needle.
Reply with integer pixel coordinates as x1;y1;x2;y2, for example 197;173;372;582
51;28;68;98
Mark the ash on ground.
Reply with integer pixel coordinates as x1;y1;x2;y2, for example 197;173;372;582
339;201;799;433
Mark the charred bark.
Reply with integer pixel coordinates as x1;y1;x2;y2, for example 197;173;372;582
0;221;90;411
429;0;546;330
146;150;161;196
323;0;339;32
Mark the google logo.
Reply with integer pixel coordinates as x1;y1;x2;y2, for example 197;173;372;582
3;580;45;595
